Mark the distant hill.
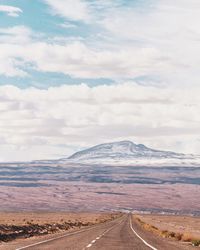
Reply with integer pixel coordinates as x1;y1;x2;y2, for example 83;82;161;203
61;141;200;166
68;141;183;160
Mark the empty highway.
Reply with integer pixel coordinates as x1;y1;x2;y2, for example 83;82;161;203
4;214;193;250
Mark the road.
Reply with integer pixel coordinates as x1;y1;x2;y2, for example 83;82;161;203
12;215;192;250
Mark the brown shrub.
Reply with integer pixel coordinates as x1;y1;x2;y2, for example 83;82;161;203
192;240;200;246
175;233;183;241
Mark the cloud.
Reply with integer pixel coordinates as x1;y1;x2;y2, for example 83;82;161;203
59;22;77;29
0;25;168;79
1;1;200;161
0;26;34;77
44;0;125;22
0;83;200;161
44;0;90;22
1;0;200;86
0;5;22;17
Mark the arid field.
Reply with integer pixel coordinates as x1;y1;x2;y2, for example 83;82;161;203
134;214;200;246
0;212;120;246
0;163;199;214
0;212;119;226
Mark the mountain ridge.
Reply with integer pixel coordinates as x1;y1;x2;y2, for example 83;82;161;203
24;141;200;167
66;140;187;162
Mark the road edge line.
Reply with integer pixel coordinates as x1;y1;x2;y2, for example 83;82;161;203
15;228;93;250
129;217;158;250
15;215;124;250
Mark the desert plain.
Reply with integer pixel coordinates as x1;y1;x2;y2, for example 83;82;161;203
0;162;199;214
0;162;199;249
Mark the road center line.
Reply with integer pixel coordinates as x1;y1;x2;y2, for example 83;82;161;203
16;216;124;250
129;217;158;250
83;217;124;250
15;222;112;250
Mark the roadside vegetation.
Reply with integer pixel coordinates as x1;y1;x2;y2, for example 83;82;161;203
134;216;200;247
0;213;121;243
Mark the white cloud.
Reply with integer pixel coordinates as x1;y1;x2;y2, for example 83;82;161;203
59;22;77;29
44;0;124;22
0;25;170;79
0;26;32;44
1;1;200;161
0;26;33;77
44;0;90;22
0;83;200;161
1;0;200;85
0;5;22;17
99;0;200;85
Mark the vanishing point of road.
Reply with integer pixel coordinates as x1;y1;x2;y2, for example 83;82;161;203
6;214;192;250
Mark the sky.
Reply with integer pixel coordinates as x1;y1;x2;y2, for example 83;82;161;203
0;0;200;161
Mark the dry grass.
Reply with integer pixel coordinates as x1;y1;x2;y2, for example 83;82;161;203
0;212;119;226
0;212;121;243
134;215;200;246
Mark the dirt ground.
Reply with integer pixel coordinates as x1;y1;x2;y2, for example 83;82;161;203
0;212;117;226
135;214;200;240
0;212;121;244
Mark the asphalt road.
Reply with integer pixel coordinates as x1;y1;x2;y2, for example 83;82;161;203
13;215;193;250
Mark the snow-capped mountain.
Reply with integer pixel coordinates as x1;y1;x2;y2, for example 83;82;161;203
63;141;200;166
68;141;183;160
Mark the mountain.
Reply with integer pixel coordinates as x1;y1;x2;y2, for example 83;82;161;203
62;141;200;166
68;141;183;160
